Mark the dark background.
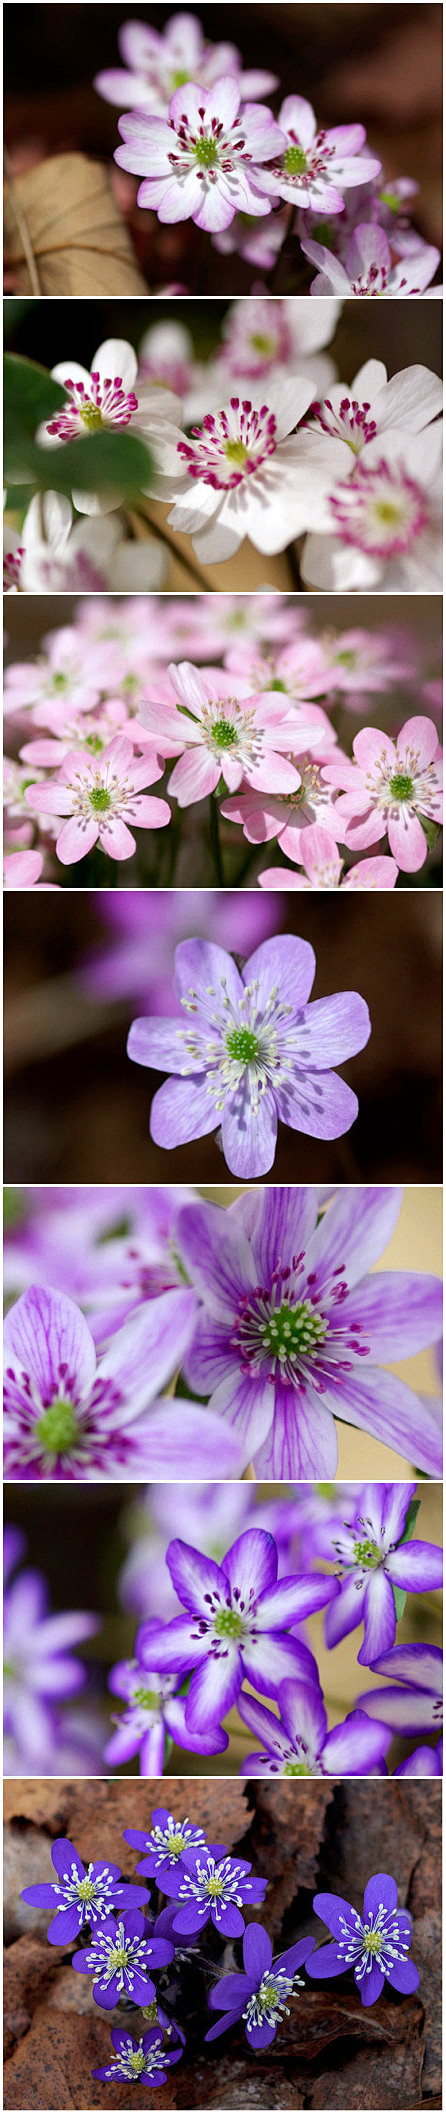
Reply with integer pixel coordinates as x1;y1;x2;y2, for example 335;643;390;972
4;293;443;384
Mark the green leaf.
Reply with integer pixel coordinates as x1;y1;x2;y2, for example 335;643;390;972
4;353;154;494
421;816;440;852
392;1496;421;1623
392;1583;407;1622
4;351;66;450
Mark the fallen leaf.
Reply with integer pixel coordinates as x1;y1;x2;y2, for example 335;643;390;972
4;153;148;294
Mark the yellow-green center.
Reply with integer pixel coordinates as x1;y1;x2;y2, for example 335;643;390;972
129;2050;146;2074
77;1877;96;1902
363;1928;384;1955
205;1873;225;1897
226;1025;259;1063
262;1299;327;1359
194;137;219;167
284;144;308;174
250;333;278;357
389;772;413;800
224;439;249;466
133;1684;160;1711
353;1538;382;1569
89;786;112;811
36;1398;78;1454
80;402;103;430
211;718;238;748
108;1944;129;1970
283;1761;312;1776
214;1606;244;1640
374;500;403;526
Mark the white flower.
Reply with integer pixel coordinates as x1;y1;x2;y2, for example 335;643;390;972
166;378;338;564
301;426;443;592
94;12;278;116
4;492;167;593
218;294;341;394
38;338;183;515
293;358;443;475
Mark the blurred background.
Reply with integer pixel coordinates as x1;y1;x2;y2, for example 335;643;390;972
3;890;442;1181
4;1468;442;1777
4;3;442;292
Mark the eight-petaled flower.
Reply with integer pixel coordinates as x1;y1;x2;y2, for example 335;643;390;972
91;2024;183;2088
25;737;171;867
306;1871;420;2006
124;1807;225;1878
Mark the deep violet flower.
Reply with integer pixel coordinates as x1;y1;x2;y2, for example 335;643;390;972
205;1922;315;2045
127;935;371;1179
72;1907;174;2008
21;1836;150;1943
124;1807;225;1879
3;1284;241;1480
306;1872;420;2005
91;2024;183;2088
356;1643;443;1737
160;1847;267;1935
237;1681;391;1777
138;1526;337;1732
177;1186;443;1478
325;1483;443;1665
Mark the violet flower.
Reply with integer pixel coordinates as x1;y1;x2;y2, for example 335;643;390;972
394;1739;443;1776
3;1527;98;1767
161;1847;267;1936
21;1836;149;1943
91;2024;183;2088
237;1681;391;1778
205;1922;315;2045
104;1638;228;1773
356;1643;443;1736
127;934;371;1179
325;1483;442;1665
307;1872;419;2006
138;1526;336;1732
3;1284;241;1480
177;1186;442;1478
72;1907;173;2008
124;1807;224;1879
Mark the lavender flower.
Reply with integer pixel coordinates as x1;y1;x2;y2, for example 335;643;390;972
3;1528;98;1767
394;1739;443;1776
237;1681;391;1777
73;1907;173;2008
161;1848;267;1936
138;1527;337;1732
3;1284;241;1480
205;1922;315;2045
357;1643;443;1736
307;1872;419;2005
104;1641;228;1773
21;1836;149;1943
127;935;371;1179
177;1186;443;1478
124;1807;225;1879
91;2024;183;2088
325;1483;443;1665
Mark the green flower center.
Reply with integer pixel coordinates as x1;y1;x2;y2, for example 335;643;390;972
211;718;238;748
89;786;112;811
353;1538;382;1569
108;1944;129;1970
133;1684;160;1711
80;402;103;430
205;1873;225;1897
363;1927;383;1955
380;188;400;213
250;333;278;357
77;1877;96;1902
52;672;69;691
270;678;287;691
224;439;248;466
214;1606;244;1640
85;735;105;755
262;1299;327;1360
284;144;308;174
336;649;357;667
36;1398;78;1454
374;500;403;526
194;137;219;167
389;772;414;801
283;1761;312;1776
226;1025;260;1063
129;2050;145;2074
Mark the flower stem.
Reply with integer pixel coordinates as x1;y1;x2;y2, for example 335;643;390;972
166;803;182;886
126;505;213;593
209;795;225;886
269;203;297;291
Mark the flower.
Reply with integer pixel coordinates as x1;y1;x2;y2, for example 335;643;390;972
253;96;381;213
238;1681;391;1776
177;1185;443;1478
161;1847;267;1935
4;491;167;593
323;717;442;873
72;1907;173;2008
302;222;441;296
165;379;339;564
3;1528;98;1766
221;761;346;867
139;660;326;805
4;624;105;719
258;831;399;891
205;1922;315;2045
25;737;171;866
21;1836;149;1943
356;1643;443;1737
83;890;281;1014
39;339;183;516
306;1872;420;2005
138;1525;336;1731
115;80;285;233
325;1484;442;1666
212;207;290;272
300;358;443;467
95;12;278;115
3;849;60;889
3;1282;242;1480
127;934;371;1179
394;1740;443;1776
219;294;341;392
301;426;443;592
124;1808;223;1878
103;1641;229;1772
91;2024;183;2088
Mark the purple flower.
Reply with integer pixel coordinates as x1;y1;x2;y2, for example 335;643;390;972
306;1872;420;2006
3;1528;98;1767
124;1806;225;1879
81;890;281;1014
161;1847;267;1936
127;935;371;1179
3;1284;241;1480
104;1643;228;1773
72;1907;173;2008
326;1482;443;1666
177;1186;443;1478
138;1527;337;1732
91;2024;183;2088
21;1836;149;1943
205;1922;315;2045
394;1739;443;1776
238;1681;391;1778
357;1643;443;1737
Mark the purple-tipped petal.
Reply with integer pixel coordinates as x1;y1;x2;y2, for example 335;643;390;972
358;1569;397;1667
166;1536;226;1614
388;1541;443;1592
222;1527;277;1604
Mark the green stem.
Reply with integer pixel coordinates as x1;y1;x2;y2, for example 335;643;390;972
236;842;262;887
127;506;213;593
209;795;225;886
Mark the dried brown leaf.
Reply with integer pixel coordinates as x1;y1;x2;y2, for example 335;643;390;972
247;1780;334;1942
4;153;148;294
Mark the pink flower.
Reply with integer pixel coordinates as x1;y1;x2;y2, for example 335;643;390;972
324;717;442;872
24;737;171;867
254;96;381;214
258;825;399;891
139;661;325;806
19;701;131;770
301;428;443;592
3;850;60;890
212;209;290;272
301;222;441;297
115;78;285;233
221;749;344;861
218;294;340;393
4;627;106;720
95;13;278;116
223;635;336;708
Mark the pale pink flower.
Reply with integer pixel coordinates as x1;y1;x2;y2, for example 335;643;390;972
221;746;344;860
19;701;131;771
95;13;278;115
257;825;399;891
212;209;290;272
3;850;60;890
218;294;341;394
166;379;337;564
4;492;167;593
115;79;285;233
301;222;441;297
223;635;336;709
254;96;381;213
24;737;171;866
4;627;106;720
315;626;415;700
139;661;326;806
301;428;443;592
323;716;442;872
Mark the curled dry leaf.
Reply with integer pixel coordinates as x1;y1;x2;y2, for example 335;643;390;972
4;152;148;294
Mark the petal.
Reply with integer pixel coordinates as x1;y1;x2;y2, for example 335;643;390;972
139;1613;210;1675
97;1287;197;1415
365;1643;442;1692
323;1709;391;1775
208;1973;253;2013
310;1893;357;1939
127;1017;195;1072
244;1185;318;1285
47;1905;82;1945
50;1838;84;1880
222;1527;278;1605
363;1872;398;1919
296;992;372;1068
185;1645;242;1730
274;1067;360;1142
237;1690;290;1757
325;1576;367;1650
204;1367;275;1463
340;1270;442;1360
150;1075;220;1148
278;1678;328;1752
359;1960;385;2005
325;1367;443;1479
243;933;316;1009
174;937;243;1014
242;1629;319;1696
358;1686;440;1734
177;1199;258;1321
358;1570;397;1667
388;1958;420;1995
307;1942;345;1979
4;1286;96;1406
243;1922;272;1977
303;1186;404;1293
166;1538;227;1615
257;1572;337;1627
93;338;138;394
254;1378;338;1480
388;1542;443;1592
221;1080;278;1179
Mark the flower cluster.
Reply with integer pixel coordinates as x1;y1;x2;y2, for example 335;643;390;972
92;10;440;297
4;589;442;884
20;1814;420;2088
